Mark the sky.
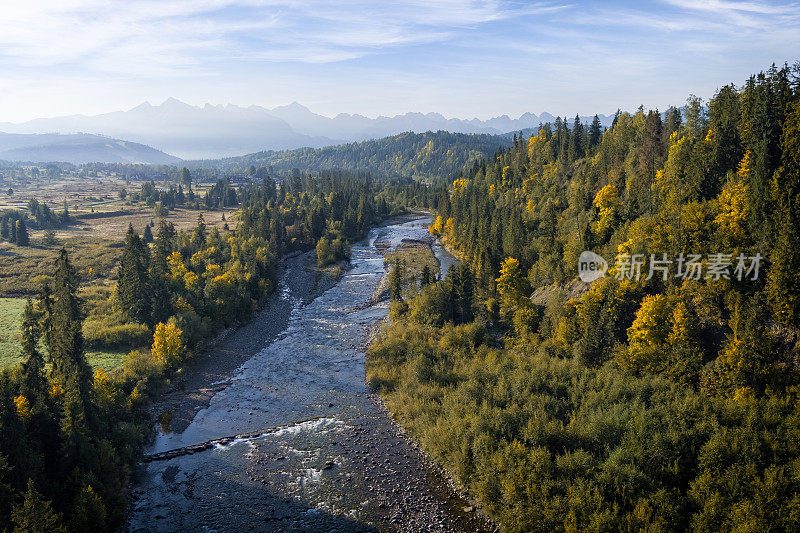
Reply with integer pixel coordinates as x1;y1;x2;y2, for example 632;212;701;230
0;0;798;123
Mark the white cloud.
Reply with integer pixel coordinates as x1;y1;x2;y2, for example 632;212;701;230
0;0;549;74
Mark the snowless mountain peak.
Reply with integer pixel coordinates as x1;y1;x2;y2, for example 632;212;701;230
0;101;616;159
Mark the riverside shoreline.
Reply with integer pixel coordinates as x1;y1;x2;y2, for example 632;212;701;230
126;213;495;532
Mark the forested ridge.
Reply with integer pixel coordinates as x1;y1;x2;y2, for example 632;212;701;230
367;63;800;531
0;171;431;531
198;131;515;179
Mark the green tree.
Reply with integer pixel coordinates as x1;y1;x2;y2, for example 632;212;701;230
19;299;46;399
390;259;404;302
15;219;29;246
142;224;153;244
767;99;800;326
116;225;151;325
420;264;433;287
45;250;96;474
180;167;192;188
588;114;603;149
11;479;66;533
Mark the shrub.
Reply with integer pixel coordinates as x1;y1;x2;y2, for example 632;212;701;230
83;320;151;349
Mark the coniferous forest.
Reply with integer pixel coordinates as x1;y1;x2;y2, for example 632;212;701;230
1;59;799;532
0;172;429;531
367;63;800;531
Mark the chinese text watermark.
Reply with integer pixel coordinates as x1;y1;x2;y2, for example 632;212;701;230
579;251;762;283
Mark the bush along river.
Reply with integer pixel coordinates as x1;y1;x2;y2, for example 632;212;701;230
127;218;494;533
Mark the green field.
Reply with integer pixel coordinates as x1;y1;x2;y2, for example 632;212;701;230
0;297;126;372
0;297;27;368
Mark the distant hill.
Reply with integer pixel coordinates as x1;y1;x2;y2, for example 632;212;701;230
0;132;181;165
0;99;615;159
193;131;516;179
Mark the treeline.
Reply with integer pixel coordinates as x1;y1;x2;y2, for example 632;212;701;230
368;63;800;531
129;171;238;214
1;198;75;247
202;131;515;179
81;162;224;183
0;170;422;531
0;211;30;246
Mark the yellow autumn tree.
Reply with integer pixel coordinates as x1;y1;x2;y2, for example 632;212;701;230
619;294;672;373
152;322;185;366
167;251;188;280
93;368;118;412
715;151;751;245
496;258;531;318
14;395;31;422
443;217;455;242
592;184;619;237
428;215;444;236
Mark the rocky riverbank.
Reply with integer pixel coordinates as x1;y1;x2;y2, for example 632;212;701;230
127;216;491;532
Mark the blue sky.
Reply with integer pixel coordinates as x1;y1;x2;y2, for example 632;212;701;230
0;0;797;122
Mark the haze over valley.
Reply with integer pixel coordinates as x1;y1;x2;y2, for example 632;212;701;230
0;99;613;160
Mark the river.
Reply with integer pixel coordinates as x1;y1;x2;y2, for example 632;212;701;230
127;218;491;532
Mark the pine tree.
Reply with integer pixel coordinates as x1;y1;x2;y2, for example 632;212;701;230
180;167;192;188
420;264;433;287
59;200;70;224
190;214;206;250
153;221;176;275
570;115;585;161
588;114;602;149
454;264;474;323
45;250;96;475
20;299;46;399
142;224;153;244
117;224;152;324
11;479;66;533
15;219;28;246
767;99;800;326
390;259;404;302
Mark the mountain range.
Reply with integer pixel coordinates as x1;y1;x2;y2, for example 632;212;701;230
0;99;614;160
0;132;180;165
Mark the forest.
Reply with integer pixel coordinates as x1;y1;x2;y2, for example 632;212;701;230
0;170;427;531
367;63;800;531
201;131;516;179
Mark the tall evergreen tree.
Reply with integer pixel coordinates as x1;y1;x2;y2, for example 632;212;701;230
588;114;603;148
390;259;404;302
19;299;46;399
142;224;153;244
15;219;28;246
46;250;96;475
117;225;151;325
767;99;800;326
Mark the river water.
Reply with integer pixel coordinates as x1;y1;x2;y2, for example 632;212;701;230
128;219;489;533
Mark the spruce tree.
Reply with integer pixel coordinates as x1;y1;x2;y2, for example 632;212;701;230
15;219;28;246
190;214;206;250
117;225;151;325
11;479;66;533
46;250;96;474
180;167;192;188
767;99;800;326
153;221;176;275
589;114;603;148
142;223;153;244
420;264;433;287
20;299;46;399
389;259;404;302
